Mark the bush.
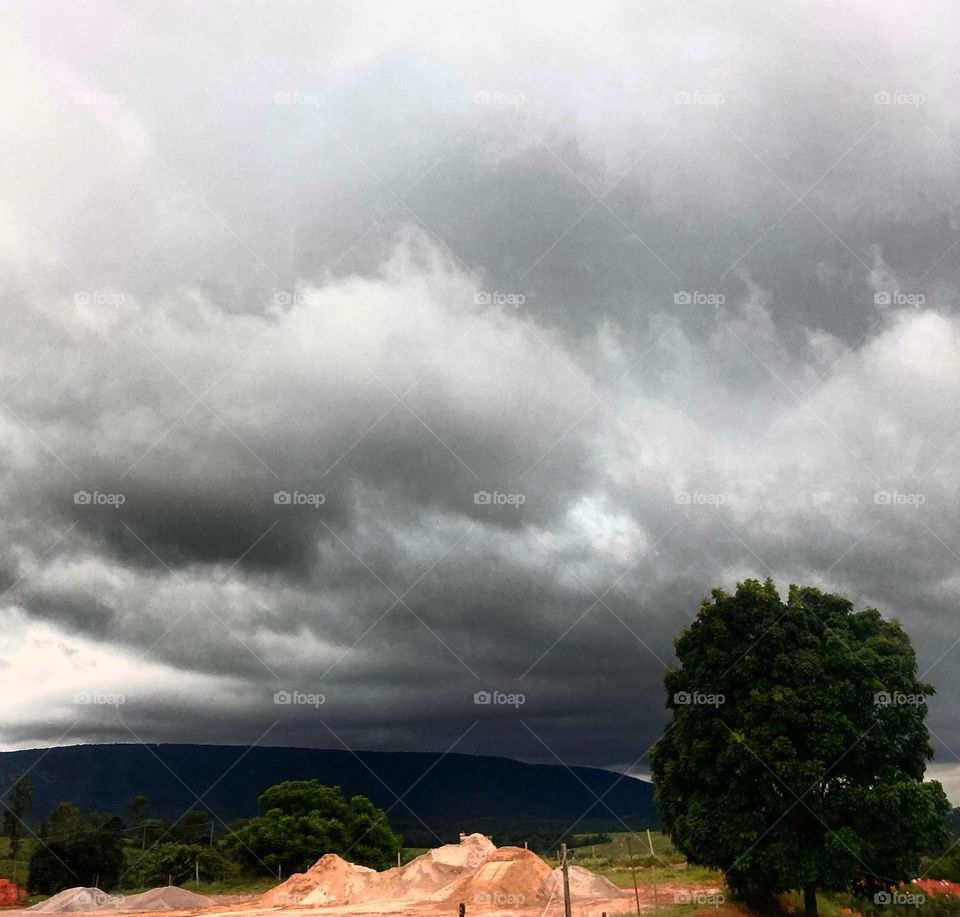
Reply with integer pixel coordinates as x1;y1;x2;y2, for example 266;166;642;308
122;844;238;888
28;829;124;893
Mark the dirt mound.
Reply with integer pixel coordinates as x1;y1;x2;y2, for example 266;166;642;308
120;887;214;911
448;847;553;908
259;834;619;910
261;833;497;908
538;866;625;901
29;889;123;913
261;854;378;907
382;834;497;902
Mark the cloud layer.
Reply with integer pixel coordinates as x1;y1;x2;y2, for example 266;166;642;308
3;0;960;800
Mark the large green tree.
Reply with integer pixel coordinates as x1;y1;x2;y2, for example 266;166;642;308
2;774;32;859
28;804;124;893
650;579;950;916
225;780;401;874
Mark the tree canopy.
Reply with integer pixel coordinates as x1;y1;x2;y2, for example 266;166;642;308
650;579;950;916
225;780;402;874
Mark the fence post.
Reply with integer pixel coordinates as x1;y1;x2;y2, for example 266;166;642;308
561;843;572;917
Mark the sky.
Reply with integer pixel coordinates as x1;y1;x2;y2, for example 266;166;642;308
3;0;960;801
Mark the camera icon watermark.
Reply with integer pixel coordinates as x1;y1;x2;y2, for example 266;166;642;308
272;291;307;308
73;91;125;107
74;491;126;509
874;891;924;907
274;491;325;508
874;691;925;707
273;90;324;106
474;290;526;308
874;291;925;308
674;90;725;107
873;490;925;507
675;891;725;907
473;690;525;709
474;491;525;506
673;691;725;708
873;91;925;107
675;491;726;507
673;291;725;307
273;690;325;708
74;290;126;307
473;90;525;107
74;691;125;708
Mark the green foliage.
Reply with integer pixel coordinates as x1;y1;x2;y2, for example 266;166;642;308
122;844;238;888
225;780;401;874
2;775;32;859
28;804;124;893
650;579;951;909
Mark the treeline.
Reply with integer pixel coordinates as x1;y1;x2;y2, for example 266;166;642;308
2;776;402;895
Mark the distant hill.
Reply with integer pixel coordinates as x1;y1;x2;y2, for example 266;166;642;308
0;744;657;846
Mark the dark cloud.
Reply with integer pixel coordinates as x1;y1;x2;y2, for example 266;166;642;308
2;0;960;795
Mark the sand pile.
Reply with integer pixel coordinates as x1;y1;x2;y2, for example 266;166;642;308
538;866;624;901
261;856;377;907
120;887;213;911
29;887;211;914
448;847;553;908
262;833;621;909
30;889;113;913
380;834;497;902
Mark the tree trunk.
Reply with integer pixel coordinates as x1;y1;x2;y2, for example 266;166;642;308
804;884;818;917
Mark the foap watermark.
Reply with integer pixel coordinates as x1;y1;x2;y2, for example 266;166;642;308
675;90;725;107
474;893;525;906
874;91;925;107
474;490;525;506
74;491;126;508
874;891;925;907
74;691;125;708
675;491;726;507
273;290;307;308
76;892;125;910
675;891;725;907
274;690;325;708
474;90;525;107
73;90;124;107
74;290;126;307
275;490;325;508
273;90;325;106
674;290;725;308
475;290;526;308
874;292;925;308
474;690;525;709
874;691;925;707
674;691;725;708
874;490;925;507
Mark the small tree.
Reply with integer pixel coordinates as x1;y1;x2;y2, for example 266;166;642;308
28;804;124;893
650;580;950;916
2;775;32;860
226;780;401;874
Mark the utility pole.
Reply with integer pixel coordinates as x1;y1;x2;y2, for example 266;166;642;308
196;859;200;886
647;829;659;913
625;835;641;917
560;843;572;917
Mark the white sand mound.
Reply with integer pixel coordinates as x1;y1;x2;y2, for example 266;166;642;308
29;888;114;912
29;886;210;914
538;865;625;901
120;887;214;911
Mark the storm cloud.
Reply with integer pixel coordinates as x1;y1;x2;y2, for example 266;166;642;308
3;0;960;798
